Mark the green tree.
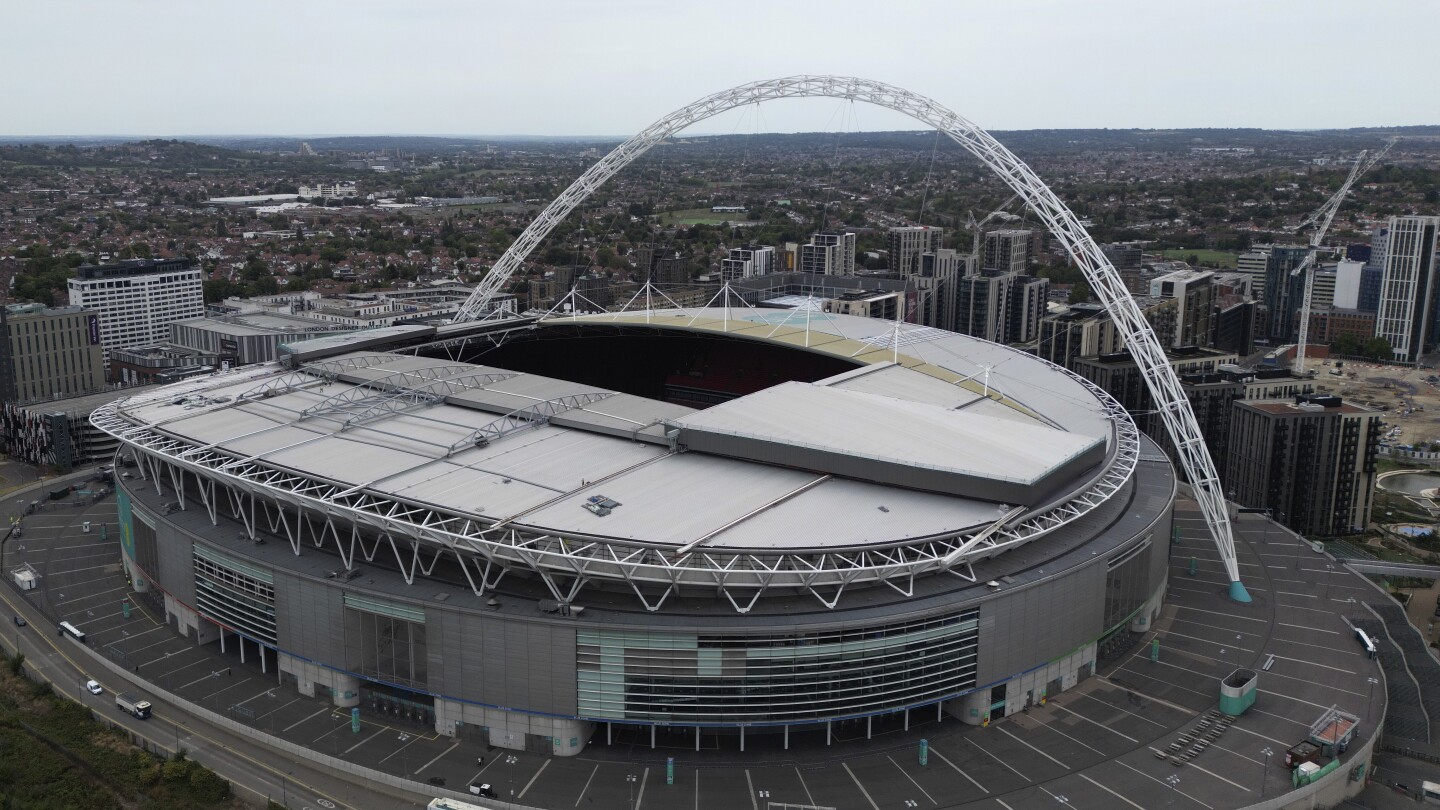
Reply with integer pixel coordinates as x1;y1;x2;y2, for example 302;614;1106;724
1363;337;1394;360
1069;280;1093;304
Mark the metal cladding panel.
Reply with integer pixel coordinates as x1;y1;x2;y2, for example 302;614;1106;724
156;406;294;446
821;363;985;409
703;475;994;550
671;382;1105;504
213;424;328;459
264;438;435;485
520;453;816;543
976;563;1106;686
434;611;578;716
273;571;347;667
448;427;663;492
446;376;608;415
385;463;558;518
153;516;196;606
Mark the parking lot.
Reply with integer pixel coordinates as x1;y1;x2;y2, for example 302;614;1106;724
0;485;1388;809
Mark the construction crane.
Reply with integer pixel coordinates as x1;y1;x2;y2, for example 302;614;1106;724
1291;139;1396;373
964;192;1022;270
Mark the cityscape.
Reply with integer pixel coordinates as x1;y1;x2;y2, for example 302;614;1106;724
3;3;1440;810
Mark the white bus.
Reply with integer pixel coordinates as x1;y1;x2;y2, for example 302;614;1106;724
1354;627;1376;658
58;621;86;643
1421;780;1440;805
428;799;488;810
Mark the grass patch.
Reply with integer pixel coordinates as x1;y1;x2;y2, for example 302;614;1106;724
0;651;237;809
658;207;750;226
1160;249;1239;269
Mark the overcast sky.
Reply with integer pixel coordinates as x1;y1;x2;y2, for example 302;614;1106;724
4;0;1436;138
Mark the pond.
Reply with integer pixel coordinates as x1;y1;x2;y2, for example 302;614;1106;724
1378;471;1440;496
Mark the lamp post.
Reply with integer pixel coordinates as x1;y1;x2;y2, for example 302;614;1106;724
1166;774;1180;807
1324;563;1335;602
627;773;638;810
1260;747;1273;798
1367;676;1380;721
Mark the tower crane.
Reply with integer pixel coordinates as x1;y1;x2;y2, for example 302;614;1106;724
964;192;1022;271
1291;139;1396;373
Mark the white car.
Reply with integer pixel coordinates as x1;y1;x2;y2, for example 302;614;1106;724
85;679;103;695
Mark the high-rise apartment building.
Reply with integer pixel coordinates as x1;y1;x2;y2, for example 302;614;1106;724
953;269;1049;345
886;226;944;276
1237;249;1270;300
0;304;106;404
1226;394;1379;536
982;229;1031;274
800;232;856;276
1149;268;1215;348
1374;215;1440;364
910;249;966;330
719;246;775;282
1263;246;1310;342
67;259;204;364
634;246;692;286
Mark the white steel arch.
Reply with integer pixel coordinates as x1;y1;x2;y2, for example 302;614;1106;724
455;75;1250;600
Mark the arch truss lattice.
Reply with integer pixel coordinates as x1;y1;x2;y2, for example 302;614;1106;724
456;75;1246;598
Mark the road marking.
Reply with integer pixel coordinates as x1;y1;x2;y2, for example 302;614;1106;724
1228;723;1296;748
1158;629;1255;653
1258;667;1364;697
634;767;648;810
745;769;758;810
995;725;1070;770
1076;691;1170;728
1097;677;1196;715
517;758;549;799
995;800;1016;810
413;739;459;775
1267;654;1355;675
1079;772;1146;809
794;767;817;806
342;728;377;755
1276;621;1341;635
1173;604;1267;624
574;764;599;807
928;745;988;793
966;736;1031;782
376;728;425;765
1175;756;1251;792
1170;617;1261;639
1258;689;1341;712
1051;703;1139;743
886;755;936;806
1114;759;1213;809
54;585;128;604
282;705;330;733
842;762;881;810
1029;713;1109;756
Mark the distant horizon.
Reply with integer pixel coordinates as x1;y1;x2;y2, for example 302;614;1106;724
5;123;1440;143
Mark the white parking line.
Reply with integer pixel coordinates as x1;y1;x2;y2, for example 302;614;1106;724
1113;760;1213;809
634;767;648;810
1076;691;1170;729
376;729;425;766
54;585;128;604
928;745;988;793
1078;772;1145;810
517;760;549;800
1173;604;1267;624
1052;703;1139;743
1267;654;1355;675
794;767;817;807
841;762;880;810
885;755;936;806
1277;622;1340;635
966;736;1032;782
283;705;331;733
574;764;599;807
995;725;1071;770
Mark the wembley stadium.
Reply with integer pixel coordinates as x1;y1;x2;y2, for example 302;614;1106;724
92;308;1174;756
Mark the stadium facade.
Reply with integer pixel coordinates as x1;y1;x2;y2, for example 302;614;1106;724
95;309;1174;756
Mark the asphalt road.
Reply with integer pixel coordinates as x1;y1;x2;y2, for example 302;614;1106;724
0;475;427;810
